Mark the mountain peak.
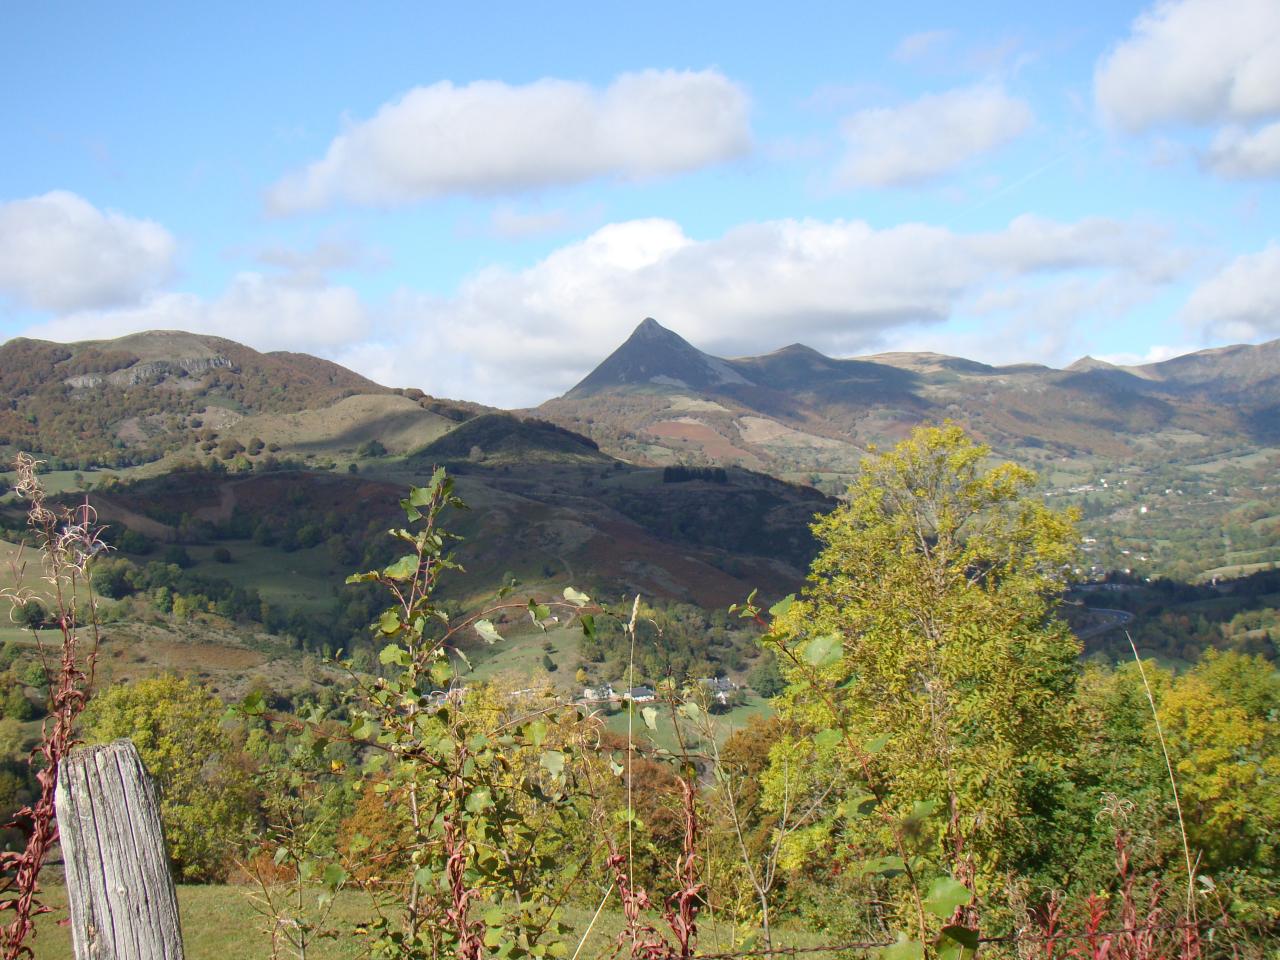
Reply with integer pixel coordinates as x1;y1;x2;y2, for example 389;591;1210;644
564;318;754;398
1066;355;1118;372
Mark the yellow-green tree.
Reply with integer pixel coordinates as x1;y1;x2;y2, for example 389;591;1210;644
1159;651;1280;873
758;424;1079;943
83;674;255;881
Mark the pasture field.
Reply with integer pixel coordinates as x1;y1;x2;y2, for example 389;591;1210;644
603;692;773;753
183;541;341;615
26;882;836;959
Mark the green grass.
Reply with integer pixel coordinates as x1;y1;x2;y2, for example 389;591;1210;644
26;882;837;959
1198;558;1280;581
603;693;773;753
0;626;61;648
457;621;583;691
0;539;53;602
183;541;341;615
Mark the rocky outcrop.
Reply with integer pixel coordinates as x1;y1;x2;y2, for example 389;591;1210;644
65;355;235;389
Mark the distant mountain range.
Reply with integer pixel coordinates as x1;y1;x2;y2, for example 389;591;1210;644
2;322;1277;606
538;318;1280;478
3;321;1278;479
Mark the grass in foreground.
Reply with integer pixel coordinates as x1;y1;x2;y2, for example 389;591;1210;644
27;882;837;959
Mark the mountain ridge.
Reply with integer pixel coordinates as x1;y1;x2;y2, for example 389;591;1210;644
538;317;1280;472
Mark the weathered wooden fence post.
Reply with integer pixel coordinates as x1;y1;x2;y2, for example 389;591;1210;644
55;739;185;959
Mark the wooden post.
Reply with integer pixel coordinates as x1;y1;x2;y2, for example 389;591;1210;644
55;739;185;959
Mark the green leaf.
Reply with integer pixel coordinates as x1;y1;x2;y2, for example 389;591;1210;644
879;934;924;960
937;926;979;960
322;864;347;890
579;614;595;638
377;609;402;636
539;750;565;778
465;788;493;813
804;633;843;668
429;659;453;687
349;717;376;740
814;728;842;750
413;866;434;890
528;599;551;624
527;720;548;748
378;644;409;667
768;594;795;618
677;702;703;724
924;877;973;919
382;554;419;581
562;587;590;607
865;855;906;876
864;732;891;755
474;619;502;644
240;690;266;717
842;792;878;817
641;706;659;731
908;798;940;822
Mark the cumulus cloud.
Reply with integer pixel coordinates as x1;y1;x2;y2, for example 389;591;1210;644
0;191;175;312
17;213;1188;408
370;214;1183;406
1182;243;1280;341
1096;344;1201;367
1095;0;1280;132
835;85;1032;187
25;272;372;353
268;70;751;212
1204;121;1280;178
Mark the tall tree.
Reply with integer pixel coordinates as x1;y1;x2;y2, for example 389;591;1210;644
758;424;1080;940
83;674;255;881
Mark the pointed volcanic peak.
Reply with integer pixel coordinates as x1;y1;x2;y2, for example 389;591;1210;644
564;318;755;398
1064;355;1119;373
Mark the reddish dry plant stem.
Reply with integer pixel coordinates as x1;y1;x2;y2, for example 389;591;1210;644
0;616;90;959
1037;830;1203;960
662;778;703;959
443;808;485;960
0;462;101;960
606;848;670;960
607;771;704;960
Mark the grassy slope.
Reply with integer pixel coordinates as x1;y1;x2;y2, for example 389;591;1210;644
601;694;773;753
27;884;840;959
184;541;341;615
224;393;456;457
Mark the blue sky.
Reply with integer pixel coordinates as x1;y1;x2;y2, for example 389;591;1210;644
2;0;1278;406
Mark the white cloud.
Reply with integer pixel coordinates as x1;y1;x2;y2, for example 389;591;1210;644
250;235;390;279
893;30;952;64
268;70;751;212
1204;121;1280;178
371;214;1182;406
485;204;611;240
0;191;175;312
26;273;372;353
1182;243;1280;341
1096;344;1200;367
17;214;1187;408
835;85;1032;187
1095;0;1280;132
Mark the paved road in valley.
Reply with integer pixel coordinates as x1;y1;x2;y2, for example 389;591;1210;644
1074;606;1136;640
